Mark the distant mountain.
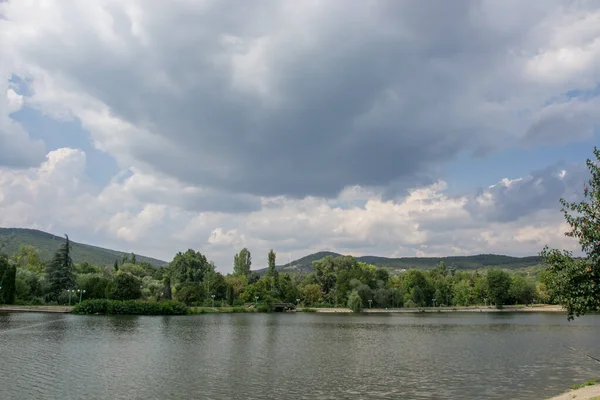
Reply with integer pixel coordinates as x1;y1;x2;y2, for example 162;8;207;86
254;251;542;275
0;228;168;267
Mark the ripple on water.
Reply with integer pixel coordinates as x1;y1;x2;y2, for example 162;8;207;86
0;312;599;399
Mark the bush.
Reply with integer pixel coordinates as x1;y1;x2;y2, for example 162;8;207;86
106;273;142;300
73;299;190;315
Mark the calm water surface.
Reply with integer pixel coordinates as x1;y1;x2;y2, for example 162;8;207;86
0;312;599;399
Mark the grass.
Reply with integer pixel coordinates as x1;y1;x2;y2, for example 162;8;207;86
571;378;599;390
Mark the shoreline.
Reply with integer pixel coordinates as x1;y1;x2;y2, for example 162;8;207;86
313;305;565;313
547;384;600;400
0;305;73;313
0;304;565;315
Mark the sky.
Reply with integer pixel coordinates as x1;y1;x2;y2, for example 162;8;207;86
0;0;599;272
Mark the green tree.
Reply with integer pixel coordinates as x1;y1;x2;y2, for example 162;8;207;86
171;249;211;284
486;269;511;308
45;235;75;299
301;283;323;306
131;252;136;264
313;256;337;295
233;248;252;277
106;272;142;300
0;255;16;304
347;290;362;312
541;147;600;319
114;259;119;272
266;249;278;278
509;274;535;305
15;245;44;274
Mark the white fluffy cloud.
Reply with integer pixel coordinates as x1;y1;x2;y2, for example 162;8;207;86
0;148;585;270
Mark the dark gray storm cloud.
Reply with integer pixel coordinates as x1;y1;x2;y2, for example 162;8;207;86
10;0;599;198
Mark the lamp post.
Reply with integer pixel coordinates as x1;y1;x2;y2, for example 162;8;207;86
432;298;436;308
368;299;372;309
254;296;259;306
77;289;86;304
211;294;215;307
296;298;300;307
68;289;74;306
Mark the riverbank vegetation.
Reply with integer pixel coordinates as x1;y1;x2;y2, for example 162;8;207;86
0;236;548;312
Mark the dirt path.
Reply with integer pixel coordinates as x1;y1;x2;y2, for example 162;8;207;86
0;305;72;313
547;384;600;400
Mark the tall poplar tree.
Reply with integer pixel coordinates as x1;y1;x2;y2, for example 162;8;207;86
233;248;252;277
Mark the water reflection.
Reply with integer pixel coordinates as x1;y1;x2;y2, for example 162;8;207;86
0;312;599;400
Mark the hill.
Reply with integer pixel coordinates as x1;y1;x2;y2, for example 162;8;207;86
0;228;168;267
255;251;542;275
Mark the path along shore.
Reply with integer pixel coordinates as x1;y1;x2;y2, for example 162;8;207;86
0;304;564;314
313;305;565;313
0;305;72;313
547;384;600;400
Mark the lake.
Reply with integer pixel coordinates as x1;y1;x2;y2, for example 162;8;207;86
0;312;598;399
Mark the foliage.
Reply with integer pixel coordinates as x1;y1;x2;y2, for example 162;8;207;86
106;272;142;300
233;248;252;277
45;235;76;300
301;283;323;306
266;249;279;282
0;255;17;304
175;282;206;305
73;299;189;315
347;290;362;312
486;269;511;308
171;249;212;284
15;268;43;302
15;245;45;273
508;274;536;305
541;147;600;320
78;274;111;299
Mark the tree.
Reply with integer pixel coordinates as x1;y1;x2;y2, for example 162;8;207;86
313;256;337;295
541;147;600;319
233;248;252;277
114;259;119;272
171;249;211;284
15;245;44;274
509;275;535;305
301;283;323;306
106;272;142;300
347;290;362;312
486;269;511;308
130;253;136;264
266;249;279;290
46;235;76;299
0;255;16;304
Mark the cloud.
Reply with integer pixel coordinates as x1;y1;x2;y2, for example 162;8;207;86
0;148;586;271
0;75;45;168
467;163;588;223
3;0;600;198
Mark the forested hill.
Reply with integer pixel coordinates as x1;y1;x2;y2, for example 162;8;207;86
0;228;167;267
256;251;542;275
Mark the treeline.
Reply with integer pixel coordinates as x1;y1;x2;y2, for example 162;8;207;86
0;235;550;311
